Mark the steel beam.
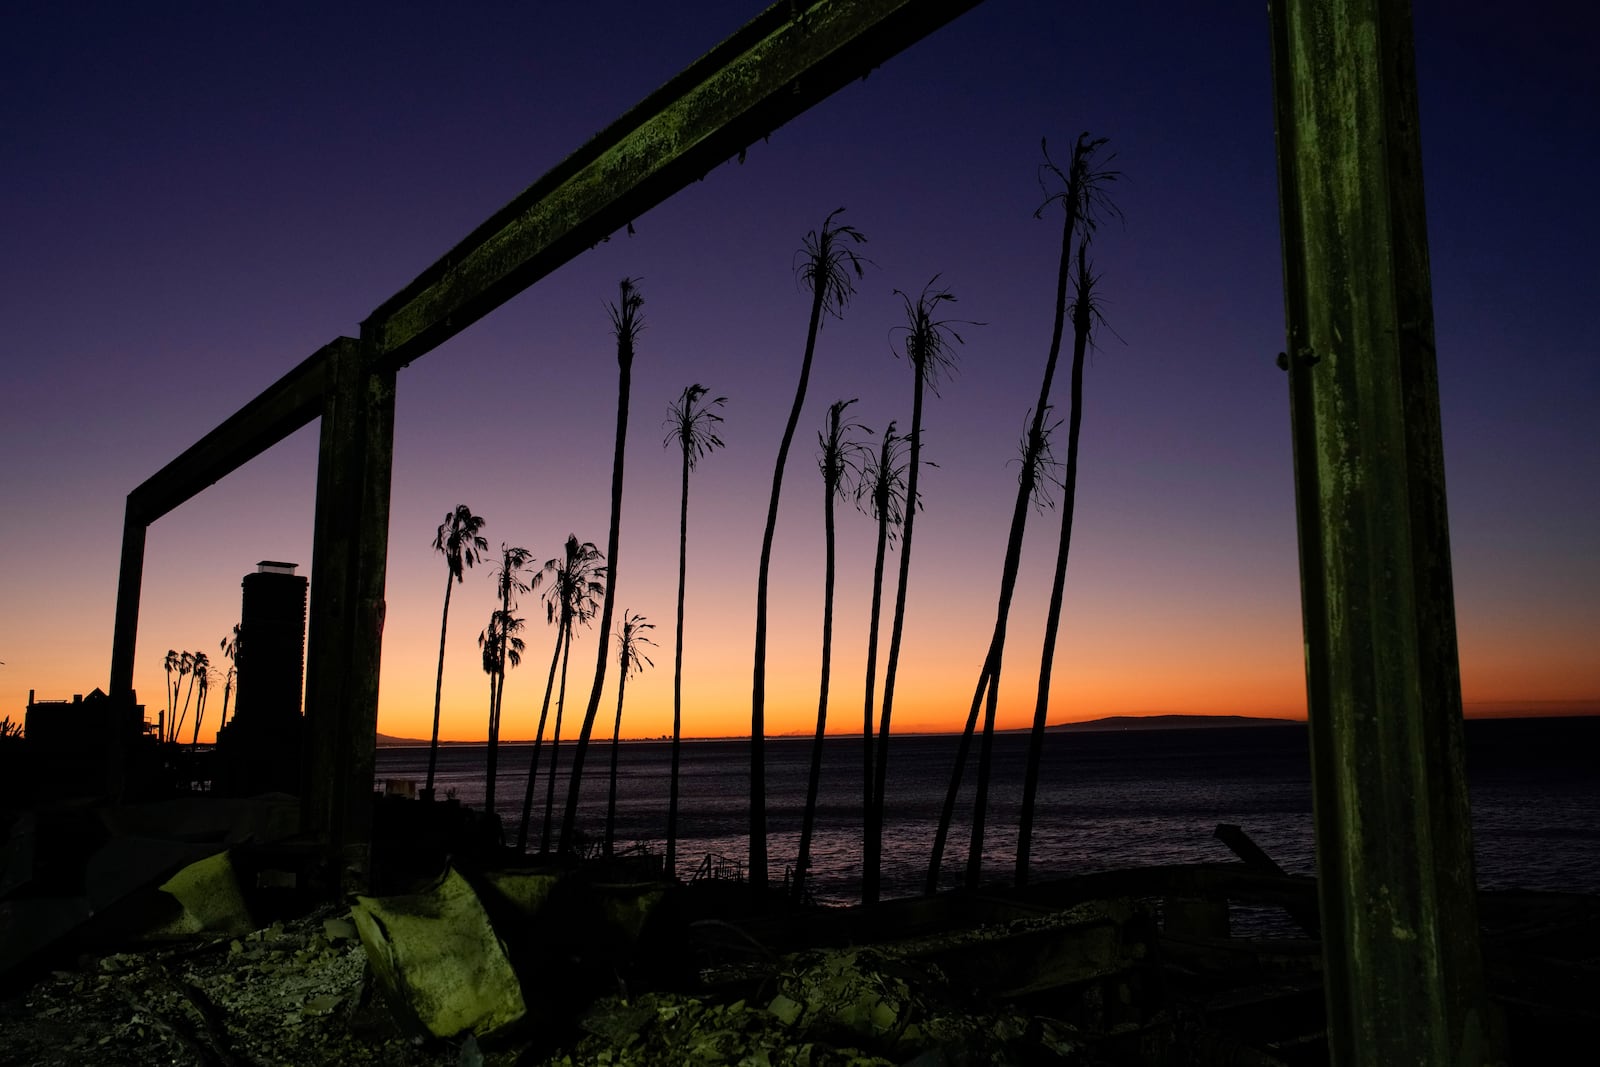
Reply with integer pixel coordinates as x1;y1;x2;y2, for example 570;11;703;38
365;0;983;370
1269;0;1499;1062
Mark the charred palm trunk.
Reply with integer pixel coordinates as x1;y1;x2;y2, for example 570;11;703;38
751;270;828;895
605;663;630;857
427;570;454;796
794;452;840;902
929;140;1090;892
486;587;513;816
860;499;890;903
667;448;690;878
518;623;565;852
560;280;638;853
1016;241;1093;883
871;377;924;901
544;620;574;853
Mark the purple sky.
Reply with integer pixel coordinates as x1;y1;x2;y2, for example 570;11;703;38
3;1;1596;742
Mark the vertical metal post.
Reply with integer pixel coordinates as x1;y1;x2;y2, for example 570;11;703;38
302;335;394;892
1269;1;1500;1063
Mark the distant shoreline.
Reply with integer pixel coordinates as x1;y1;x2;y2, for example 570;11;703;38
377;712;1306;747
376;711;1598;746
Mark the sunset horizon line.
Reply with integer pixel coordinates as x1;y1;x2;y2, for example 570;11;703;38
386;702;1599;746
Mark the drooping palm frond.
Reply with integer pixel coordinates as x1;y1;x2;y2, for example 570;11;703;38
616;610;657;678
794;207;870;321
478;610;526;674
536;536;606;633
1036;133;1122;238
606;277;645;365
664;383;727;469
818;398;872;500
435;505;489;582
1013;409;1065;513
890;278;975;397
858;420;910;541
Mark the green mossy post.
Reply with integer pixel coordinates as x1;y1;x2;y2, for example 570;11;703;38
1270;0;1500;1062
303;335;396;894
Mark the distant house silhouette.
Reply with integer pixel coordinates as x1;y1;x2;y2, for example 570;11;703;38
24;687;147;799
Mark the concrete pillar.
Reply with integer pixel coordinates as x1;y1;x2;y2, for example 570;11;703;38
1268;1;1500;1063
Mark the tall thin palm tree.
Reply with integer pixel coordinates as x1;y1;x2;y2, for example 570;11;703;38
605;610;656;858
218;664;236;733
560;279;644;853
794;399;870;901
186;651;211;747
859;421;909;903
479;608;526;816
483;544;533;817
173;651;197;744
1017;240;1105;884
928;134;1117;892
869;279;969;902
663;383;726;877
163;649;181;742
428;505;488;799
521;537;601;857
218;626;240;733
752;209;868;893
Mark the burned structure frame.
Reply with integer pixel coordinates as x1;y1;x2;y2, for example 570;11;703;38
103;0;1497;1061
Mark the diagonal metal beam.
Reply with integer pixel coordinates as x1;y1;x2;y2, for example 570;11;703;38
365;0;983;370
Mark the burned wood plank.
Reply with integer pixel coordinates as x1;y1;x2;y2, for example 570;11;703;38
365;0;982;370
125;339;348;526
109;339;349;712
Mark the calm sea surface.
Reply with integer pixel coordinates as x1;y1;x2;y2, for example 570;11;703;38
373;718;1600;904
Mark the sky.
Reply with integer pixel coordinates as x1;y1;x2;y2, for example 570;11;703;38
3;1;1596;744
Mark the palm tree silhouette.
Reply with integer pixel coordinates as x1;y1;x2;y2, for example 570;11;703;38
605;609;656;858
479;609;526;810
858;420;909;903
218;626;240;733
928;134;1117;891
794;399;870;901
1017;239;1108;884
163;649;181;742
869;279;969;902
427;505;488;799
663;383;726;877
173;651;198;744
530;534;605;853
482;544;533;817
752;209;868;893
186;651;211;747
560;278;643;854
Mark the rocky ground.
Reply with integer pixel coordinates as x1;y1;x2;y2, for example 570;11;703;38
0;905;1116;1067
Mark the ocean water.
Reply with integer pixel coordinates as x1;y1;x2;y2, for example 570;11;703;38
373;718;1600;904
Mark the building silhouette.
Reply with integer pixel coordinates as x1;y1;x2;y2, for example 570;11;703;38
217;561;308;796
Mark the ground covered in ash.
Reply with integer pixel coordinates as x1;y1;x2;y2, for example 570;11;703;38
0;906;1109;1067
